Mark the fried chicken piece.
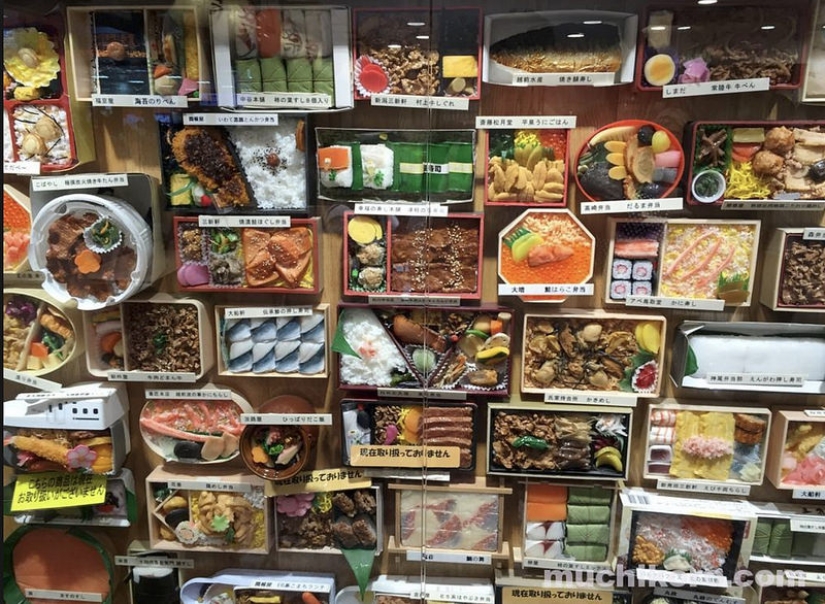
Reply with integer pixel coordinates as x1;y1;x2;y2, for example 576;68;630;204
763;126;795;155
752;150;784;177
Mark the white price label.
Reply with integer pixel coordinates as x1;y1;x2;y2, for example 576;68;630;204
653;588;744;604
24;590;103;602
371;94;470;111
511;72;615;87
657;479;751;497
106;371;198;383
544;392;637;407
785;570;825;585
184;113;279;126
625;296;725;311
7;271;45;283
706;373;806;386
198;215;290;228
806;409;825;418
237;92;332;108
581;198;683;214
18;388;114;401
499;283;594;296
476;115;576;130
114;556;195;569
406;550;491;564
144;389;233;400
241;413;332;425
722;199;825;211
32;173;128;191
167;480;252;493
523;557;611;572
376;388;468;401
368;295;461;307
790;517;825;533
4;161;41;175
636;568;728;588
803;228;825;241
92;94;188;108
363;468;450;481
250;581;330;593
423;589;493;604
223;306;314;319
354;202;449;217
3;369;62;391
793;488;825;500
663;77;770;98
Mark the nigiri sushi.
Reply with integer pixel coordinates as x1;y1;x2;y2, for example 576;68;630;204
318;145;353;188
361;144;394;190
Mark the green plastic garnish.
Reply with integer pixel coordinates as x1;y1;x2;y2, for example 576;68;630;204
90;219;121;248
153;332;168;355
512;435;549;450
211;513;230;532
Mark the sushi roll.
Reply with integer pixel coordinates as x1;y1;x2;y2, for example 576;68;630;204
632;261;653;281
251;319;277;343
276;317;301;341
610;279;631;300
361;144;394;190
225;318;251;342
612;259;632;280
632;281;653;296
318;145;353;188
300;313;325;343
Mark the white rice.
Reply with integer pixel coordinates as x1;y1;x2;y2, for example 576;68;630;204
228;118;307;210
361;143;394;190
339;308;407;386
13;105;70;165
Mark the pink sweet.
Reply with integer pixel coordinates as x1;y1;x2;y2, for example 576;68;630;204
655;150;682;169
276;493;315;517
678;58;710;84
783;455;825;485
177;263;209;287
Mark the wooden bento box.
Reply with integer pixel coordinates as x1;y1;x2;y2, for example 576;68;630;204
488;404;633;481
173;216;322;294
759;228;824;313
146;466;273;554
765;409;825;492
643;402;773;486
343;212;483;300
750;500;825;565
216;304;329;378
521;311;667;399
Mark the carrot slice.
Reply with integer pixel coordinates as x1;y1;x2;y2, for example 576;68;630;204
30;342;49;358
74;249;101;274
99;331;122;354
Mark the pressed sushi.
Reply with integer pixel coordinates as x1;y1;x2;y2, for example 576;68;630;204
318;145;353;188
612;259;632;279
361;144;394;190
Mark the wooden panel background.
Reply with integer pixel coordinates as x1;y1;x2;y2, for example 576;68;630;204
3;0;825;600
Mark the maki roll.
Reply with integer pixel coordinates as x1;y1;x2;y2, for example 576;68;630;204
610;280;631;300
632;281;653;296
632;260;653;281
612;258;632;280
361;144;394;190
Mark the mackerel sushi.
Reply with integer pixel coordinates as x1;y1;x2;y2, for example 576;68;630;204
250;319;277;343
298;341;325;375
275;316;301;341
300;313;325;343
225;318;252;342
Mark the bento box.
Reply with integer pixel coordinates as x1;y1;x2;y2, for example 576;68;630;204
483;11;638;87
671;321;825;395
158;113;309;213
760;228;825;313
274;486;383;554
66;6;211;101
3;185;31;276
803;1;825;103
521;482;618;568
353;7;482;100
617;490;757;585
604;218;761;306
5;468;137;527
211;5;353;110
760;586;825;604
765;410;825;491
3;383;130;476
387;478;512;558
341;399;478;471
173;216;321;294
686;122;825;205
343;212;483;299
216;304;329;377
497;209;595;303
521;312;667;399
368;576;494;604
635;3;808;92
484;128;570;206
146;466;273;554
334;304;513;397
4;10;94;172
316;128;475;204
750;501;825;564
488;404;632;480
182;570;336;604
643;403;772;486
139;386;252;465
3;288;82;377
82;293;214;381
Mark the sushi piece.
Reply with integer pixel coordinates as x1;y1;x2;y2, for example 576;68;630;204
300;313;325;343
229;339;254;361
251;319;277;343
361;144;394;190
228;350;253;372
546;521;565;540
252;342;274;363
304;10;332;58
225;319;252;342
298;341;325;374
276;347;300;373
318;146;353;188
610;279;631;300
612;258;632;280
613;239;659;259
526;522;549;541
632;281;653;296
275;317;301;341
632;261;653;281
253;348;277;373
274;339;300;360
524;540;564;559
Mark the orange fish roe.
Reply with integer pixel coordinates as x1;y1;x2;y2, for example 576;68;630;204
501;241;592;285
3;191;30;230
682;516;733;552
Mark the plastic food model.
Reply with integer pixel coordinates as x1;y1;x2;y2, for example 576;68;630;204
489;406;631;479
776;416;825;488
344;213;482;298
751;502;825;562
342;400;478;470
638;5;803;90
160;116;307;211
689;123;825;204
523;484;615;564
3;186;31;274
353;9;481;98
521;314;665;397
336;306;512;395
275;488;380;552
3;292;76;375
774;232;825;310
645;405;771;484
486;129;568;205
181;570;336;604
576;120;684;202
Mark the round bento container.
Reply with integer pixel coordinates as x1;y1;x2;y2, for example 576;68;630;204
28;193;153;310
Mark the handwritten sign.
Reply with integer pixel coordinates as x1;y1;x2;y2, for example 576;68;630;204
11;472;107;512
265;468;371;497
349;445;460;468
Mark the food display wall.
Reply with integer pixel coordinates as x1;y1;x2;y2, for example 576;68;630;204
3;0;824;602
